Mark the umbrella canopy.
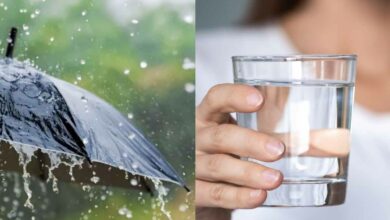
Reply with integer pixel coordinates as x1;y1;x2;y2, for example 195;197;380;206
0;28;187;192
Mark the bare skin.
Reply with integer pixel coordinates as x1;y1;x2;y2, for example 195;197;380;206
196;0;390;219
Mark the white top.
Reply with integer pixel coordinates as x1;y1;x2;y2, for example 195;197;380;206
196;23;390;220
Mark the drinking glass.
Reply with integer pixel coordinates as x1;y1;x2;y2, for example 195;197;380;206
232;55;356;206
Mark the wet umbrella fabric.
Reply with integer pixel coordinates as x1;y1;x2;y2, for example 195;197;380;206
0;58;186;189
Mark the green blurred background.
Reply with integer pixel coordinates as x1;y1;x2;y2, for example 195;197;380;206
0;0;194;219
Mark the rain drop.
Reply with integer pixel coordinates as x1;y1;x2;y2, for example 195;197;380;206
128;133;136;140
80;59;86;65
118;207;132;218
82;138;89;145
184;83;195;93
183;15;194;24
81;10;87;16
22;24;29;31
127;113;133;119
179;204;189;212
90;176;100;184
81;96;88;103
140;61;148;69
123;69;130;75
82;185;91;192
130;178;138;186
131;162;139;169
77;76;82;81
49;37;54;42
131;19;139;24
182;58;195;70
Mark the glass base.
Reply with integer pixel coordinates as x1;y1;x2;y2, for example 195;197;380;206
263;179;346;207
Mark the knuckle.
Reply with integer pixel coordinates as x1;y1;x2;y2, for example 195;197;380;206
212;125;229;147
210;184;225;203
204;85;221;109
207;154;224;174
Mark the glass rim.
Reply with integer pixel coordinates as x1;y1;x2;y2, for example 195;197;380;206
232;54;357;62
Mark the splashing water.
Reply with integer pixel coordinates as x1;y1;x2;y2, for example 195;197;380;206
2;141;179;219
150;178;172;220
13;143;36;210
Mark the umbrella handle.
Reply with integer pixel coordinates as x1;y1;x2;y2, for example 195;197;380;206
5;27;18;58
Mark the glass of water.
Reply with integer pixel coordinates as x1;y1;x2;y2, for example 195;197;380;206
232;55;356;207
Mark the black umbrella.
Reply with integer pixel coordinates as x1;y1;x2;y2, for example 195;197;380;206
0;27;188;196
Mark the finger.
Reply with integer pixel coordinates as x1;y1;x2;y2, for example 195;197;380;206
197;84;263;124
196;154;283;190
196;180;267;209
197;124;285;161
275;128;350;157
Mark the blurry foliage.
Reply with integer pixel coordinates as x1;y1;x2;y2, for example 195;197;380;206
0;0;194;219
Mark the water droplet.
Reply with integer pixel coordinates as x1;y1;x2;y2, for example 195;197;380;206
182;58;195;70
130;179;138;186
131;162;139;169
140;61;148;69
128;133;136;140
184;83;195;93
22;24;29;31
49;37;54;42
81;96;88;103
118;207;132;218
81;10;87;16
82;138;89;145
127;113;133;119
82;185;91;192
183;15;194;24
80;59;86;65
90;176;100;184
131;19;139;24
77;76;82;81
124;69;130;75
179;204;189;212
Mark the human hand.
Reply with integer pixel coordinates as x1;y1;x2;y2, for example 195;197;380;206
196;84;285;212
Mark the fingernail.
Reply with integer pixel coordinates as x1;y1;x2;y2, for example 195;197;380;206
262;170;280;183
246;93;263;107
265;140;285;156
249;190;263;198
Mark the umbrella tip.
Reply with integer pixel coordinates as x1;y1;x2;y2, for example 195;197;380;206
5;27;18;59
